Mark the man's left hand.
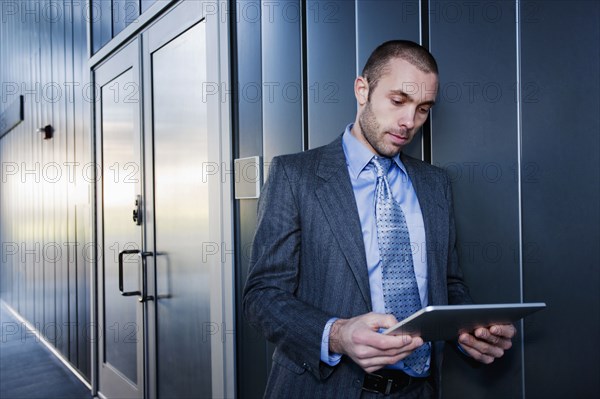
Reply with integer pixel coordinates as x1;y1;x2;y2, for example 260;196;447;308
458;324;516;364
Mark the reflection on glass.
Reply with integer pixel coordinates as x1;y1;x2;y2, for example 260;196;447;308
102;69;140;384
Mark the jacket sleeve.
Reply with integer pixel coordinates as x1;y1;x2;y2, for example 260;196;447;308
242;156;335;380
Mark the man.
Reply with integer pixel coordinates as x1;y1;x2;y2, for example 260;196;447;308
243;40;515;398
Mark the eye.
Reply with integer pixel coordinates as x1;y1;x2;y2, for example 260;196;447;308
391;98;404;106
418;106;431;114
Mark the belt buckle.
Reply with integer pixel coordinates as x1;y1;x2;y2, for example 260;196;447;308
384;378;394;395
362;373;395;395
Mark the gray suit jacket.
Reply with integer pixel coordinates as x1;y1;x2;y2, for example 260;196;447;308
243;136;473;398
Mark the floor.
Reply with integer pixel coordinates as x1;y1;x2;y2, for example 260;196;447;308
0;303;91;399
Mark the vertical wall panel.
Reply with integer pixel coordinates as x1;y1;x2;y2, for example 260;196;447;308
20;0;32;323
9;0;18;314
0;0;3;299
261;0;303;164
521;1;600;398
91;0;112;53
233;2;269;397
72;0;92;377
236;1;263;159
65;0;77;365
112;0;139;36
40;0;57;347
51;0;67;354
24;5;36;324
306;0;355;148
33;0;46;332
60;0;71;358
356;0;420;70
356;0;423;159
51;0;60;348
429;1;522;398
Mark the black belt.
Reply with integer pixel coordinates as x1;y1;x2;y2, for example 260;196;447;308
362;369;429;395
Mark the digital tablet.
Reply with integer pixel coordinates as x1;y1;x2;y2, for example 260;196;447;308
382;303;546;342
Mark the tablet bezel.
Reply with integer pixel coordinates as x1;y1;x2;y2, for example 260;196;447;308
382;302;546;342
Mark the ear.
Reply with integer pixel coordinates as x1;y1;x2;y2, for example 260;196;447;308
354;76;369;106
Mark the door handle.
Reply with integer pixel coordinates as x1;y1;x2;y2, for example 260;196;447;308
139;251;154;303
119;249;142;296
118;249;154;302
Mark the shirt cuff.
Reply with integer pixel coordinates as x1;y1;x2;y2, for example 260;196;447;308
457;341;472;357
320;317;342;366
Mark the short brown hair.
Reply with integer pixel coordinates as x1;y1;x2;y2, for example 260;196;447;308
362;40;438;96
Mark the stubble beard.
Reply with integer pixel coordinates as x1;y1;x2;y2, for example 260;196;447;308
358;100;403;159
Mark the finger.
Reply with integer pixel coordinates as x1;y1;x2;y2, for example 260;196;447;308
382;337;424;356
478;326;515;350
474;327;500;345
490;324;516;338
459;332;505;358
358;348;423;373
353;336;425;365
362;332;423;352
495;337;513;351
473;328;513;350
458;341;495;364
353;345;405;361
365;313;399;330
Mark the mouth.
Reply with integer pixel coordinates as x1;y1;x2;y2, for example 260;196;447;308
386;131;410;145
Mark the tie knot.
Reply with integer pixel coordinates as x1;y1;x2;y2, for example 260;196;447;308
371;157;392;178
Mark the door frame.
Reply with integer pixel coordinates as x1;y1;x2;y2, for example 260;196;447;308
205;4;235;396
90;1;235;398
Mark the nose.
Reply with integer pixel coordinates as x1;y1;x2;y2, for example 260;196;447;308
398;107;416;130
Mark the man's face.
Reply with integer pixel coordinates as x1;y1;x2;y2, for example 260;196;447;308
355;58;438;158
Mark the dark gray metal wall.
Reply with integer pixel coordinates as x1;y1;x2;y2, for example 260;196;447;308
520;1;599;398
430;1;523;397
233;1;600;398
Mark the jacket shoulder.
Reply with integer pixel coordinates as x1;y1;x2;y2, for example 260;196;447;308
268;137;342;179
404;152;451;177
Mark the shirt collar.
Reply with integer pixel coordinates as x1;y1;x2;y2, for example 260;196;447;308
342;123;408;179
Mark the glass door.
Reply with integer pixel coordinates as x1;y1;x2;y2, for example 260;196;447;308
94;39;146;399
93;2;231;397
142;3;212;397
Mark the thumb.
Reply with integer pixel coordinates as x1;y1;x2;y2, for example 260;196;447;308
376;313;399;329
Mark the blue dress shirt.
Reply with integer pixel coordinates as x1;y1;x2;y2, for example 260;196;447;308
320;124;431;376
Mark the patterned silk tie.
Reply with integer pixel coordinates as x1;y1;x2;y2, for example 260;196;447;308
371;156;430;374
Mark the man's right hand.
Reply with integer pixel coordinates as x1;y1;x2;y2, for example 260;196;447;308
329;312;424;373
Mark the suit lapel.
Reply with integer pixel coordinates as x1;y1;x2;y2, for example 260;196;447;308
314;137;372;309
402;154;446;305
